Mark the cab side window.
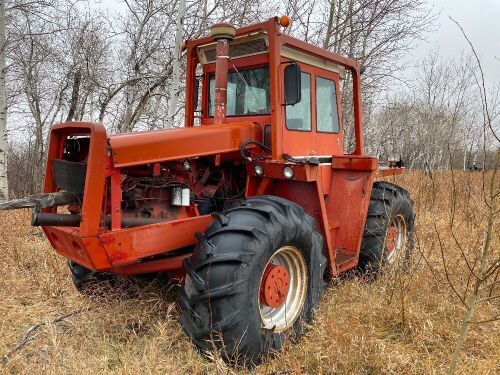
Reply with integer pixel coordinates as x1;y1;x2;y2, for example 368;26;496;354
316;76;340;133
285;72;311;131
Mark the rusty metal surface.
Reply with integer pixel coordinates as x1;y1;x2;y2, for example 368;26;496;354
213;38;230;125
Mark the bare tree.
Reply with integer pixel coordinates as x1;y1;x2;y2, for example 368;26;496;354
365;51;482;172
444;19;500;374
166;0;186;129
279;0;436;152
9;10;67;191
5;1;103;192
108;0;177;132
0;0;8;201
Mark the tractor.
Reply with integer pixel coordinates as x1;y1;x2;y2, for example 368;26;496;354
1;16;415;365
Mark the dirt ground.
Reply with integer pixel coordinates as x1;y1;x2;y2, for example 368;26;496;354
0;172;498;374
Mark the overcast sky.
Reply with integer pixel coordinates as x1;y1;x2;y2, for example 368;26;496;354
409;0;500;84
93;0;499;84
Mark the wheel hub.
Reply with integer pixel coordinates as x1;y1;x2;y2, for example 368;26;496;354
386;226;398;253
259;263;290;308
258;245;307;332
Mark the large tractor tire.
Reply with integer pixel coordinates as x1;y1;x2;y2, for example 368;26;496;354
178;196;327;366
68;260;99;291
68;261;117;295
359;181;415;273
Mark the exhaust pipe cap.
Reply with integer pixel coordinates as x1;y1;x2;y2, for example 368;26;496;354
210;23;236;41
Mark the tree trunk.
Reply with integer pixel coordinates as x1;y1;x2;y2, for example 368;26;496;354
166;0;186;129
122;90;134;133
0;0;8;201
66;70;82;122
447;287;477;374
322;0;335;49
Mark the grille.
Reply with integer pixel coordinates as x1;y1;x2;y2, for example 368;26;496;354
53;159;87;194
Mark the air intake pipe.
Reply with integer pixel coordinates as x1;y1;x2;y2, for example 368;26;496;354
210;23;236;125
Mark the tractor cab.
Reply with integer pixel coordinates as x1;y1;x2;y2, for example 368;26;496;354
183;16;362;160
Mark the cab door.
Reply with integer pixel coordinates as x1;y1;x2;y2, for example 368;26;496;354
312;70;343;156
282;64;343;157
282;63;314;157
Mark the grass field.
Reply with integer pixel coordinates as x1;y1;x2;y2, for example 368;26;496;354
0;172;498;374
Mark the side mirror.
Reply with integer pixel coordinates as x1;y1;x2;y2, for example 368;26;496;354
284;63;301;105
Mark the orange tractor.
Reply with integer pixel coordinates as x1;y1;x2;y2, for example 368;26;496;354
1;17;414;364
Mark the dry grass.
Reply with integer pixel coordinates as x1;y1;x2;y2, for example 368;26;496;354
0;172;498;374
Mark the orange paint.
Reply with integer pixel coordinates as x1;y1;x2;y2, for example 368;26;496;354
260;264;290;307
37;17;405;277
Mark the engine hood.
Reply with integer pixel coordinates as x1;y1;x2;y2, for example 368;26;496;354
108;122;262;168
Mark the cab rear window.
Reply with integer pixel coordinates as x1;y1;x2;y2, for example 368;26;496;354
316;76;340;133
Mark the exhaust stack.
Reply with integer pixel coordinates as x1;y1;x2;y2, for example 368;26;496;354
210;23;236;125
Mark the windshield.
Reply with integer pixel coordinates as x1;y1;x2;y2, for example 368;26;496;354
208;66;270;117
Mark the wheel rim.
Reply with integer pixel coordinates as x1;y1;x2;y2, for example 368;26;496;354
258;245;307;332
385;215;407;263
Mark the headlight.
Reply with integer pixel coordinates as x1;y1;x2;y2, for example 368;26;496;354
254;165;264;176
283;166;294;179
